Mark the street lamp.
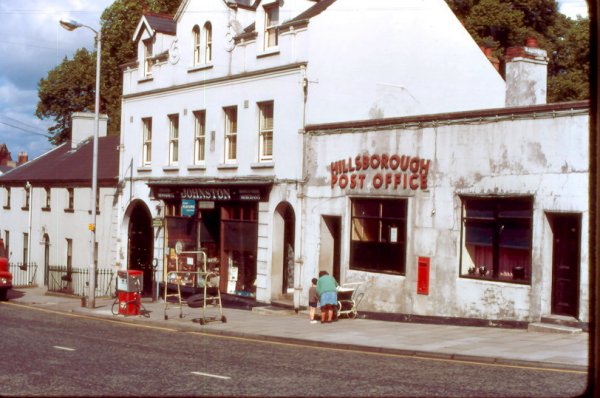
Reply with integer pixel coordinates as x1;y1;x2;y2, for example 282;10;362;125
60;18;101;309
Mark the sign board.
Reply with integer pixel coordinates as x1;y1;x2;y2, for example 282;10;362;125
181;199;196;217
152;218;163;228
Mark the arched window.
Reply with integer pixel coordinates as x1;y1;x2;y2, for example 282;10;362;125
204;22;212;63
192;25;201;65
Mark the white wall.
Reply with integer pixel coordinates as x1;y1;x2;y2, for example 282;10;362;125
303;110;589;322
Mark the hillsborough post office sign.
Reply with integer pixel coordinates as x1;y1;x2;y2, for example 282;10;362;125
330;153;431;191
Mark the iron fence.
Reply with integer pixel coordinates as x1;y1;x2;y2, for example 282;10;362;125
9;262;38;287
47;266;115;297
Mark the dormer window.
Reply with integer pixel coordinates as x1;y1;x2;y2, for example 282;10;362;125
143;38;153;76
193;25;201;66
264;4;279;49
204;22;212;63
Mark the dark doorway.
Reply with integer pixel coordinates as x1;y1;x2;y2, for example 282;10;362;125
321;216;342;283
128;204;154;297
281;204;295;294
43;234;50;286
548;213;581;318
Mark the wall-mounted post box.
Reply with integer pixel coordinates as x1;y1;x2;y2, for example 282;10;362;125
417;256;430;295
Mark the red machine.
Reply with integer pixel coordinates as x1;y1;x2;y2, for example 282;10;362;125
0;238;12;301
116;270;143;316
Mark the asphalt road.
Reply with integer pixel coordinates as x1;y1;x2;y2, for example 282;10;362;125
0;303;588;397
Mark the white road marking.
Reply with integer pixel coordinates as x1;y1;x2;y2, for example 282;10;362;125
53;346;76;351
191;371;230;380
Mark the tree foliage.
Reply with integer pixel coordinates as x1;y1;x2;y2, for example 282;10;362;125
446;0;589;102
36;0;181;145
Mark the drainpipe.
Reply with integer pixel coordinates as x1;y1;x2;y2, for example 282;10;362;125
25;181;32;266
294;65;309;311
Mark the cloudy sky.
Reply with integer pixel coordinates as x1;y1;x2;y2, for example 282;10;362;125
0;0;590;161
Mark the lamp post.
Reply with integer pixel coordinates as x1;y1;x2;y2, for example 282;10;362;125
60;18;101;309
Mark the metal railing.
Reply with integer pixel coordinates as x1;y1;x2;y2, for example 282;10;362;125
47;266;114;297
9;262;38;287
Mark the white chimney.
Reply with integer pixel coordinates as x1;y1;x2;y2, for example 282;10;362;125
71;112;108;149
505;38;548;107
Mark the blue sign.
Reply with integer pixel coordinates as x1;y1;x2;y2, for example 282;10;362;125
181;199;196;217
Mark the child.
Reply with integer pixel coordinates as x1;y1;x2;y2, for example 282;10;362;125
308;278;318;324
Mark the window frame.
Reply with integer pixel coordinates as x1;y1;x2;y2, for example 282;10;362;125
349;198;408;275
65;188;74;212
258;101;274;161
192;25;201;66
168;114;179;165
43;187;51;210
264;4;279;49
142;117;153;166
193;110;206;164
22;186;30;211
204;22;212;63
459;196;533;284
3;187;10;209
224;106;238;163
143;38;153;76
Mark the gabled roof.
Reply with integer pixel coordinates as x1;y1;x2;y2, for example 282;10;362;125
281;0;336;26
236;0;336;40
0;136;120;187
133;12;176;42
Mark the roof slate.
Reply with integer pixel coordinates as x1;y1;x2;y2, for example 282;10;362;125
143;13;176;35
0;136;120;187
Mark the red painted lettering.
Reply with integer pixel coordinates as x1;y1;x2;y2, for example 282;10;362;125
373;174;383;189
381;154;389;169
410;157;420;173
339;174;348;189
409;174;420;190
370;154;380;169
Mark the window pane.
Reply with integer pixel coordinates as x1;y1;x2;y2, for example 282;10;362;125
352;200;379;217
351;218;379;242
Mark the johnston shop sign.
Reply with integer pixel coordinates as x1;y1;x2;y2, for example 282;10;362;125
330;153;431;191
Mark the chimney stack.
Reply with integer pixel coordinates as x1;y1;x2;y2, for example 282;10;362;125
17;152;28;165
504;37;548;107
480;45;500;72
71;112;109;149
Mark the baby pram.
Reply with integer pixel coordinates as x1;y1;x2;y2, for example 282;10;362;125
336;282;364;319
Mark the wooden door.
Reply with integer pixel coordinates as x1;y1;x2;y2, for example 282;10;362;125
549;213;581;318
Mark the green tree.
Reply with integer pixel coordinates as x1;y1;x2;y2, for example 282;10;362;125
35;49;96;145
446;0;589;102
36;0;181;145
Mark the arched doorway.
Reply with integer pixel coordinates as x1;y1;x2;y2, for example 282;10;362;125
271;202;295;301
127;202;153;297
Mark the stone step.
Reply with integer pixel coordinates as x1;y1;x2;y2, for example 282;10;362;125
528;322;583;334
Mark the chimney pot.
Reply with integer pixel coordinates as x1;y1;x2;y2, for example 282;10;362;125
526;37;538;48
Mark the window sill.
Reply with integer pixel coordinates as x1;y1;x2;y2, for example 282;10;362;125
3;206;10;210
188;164;206;171
137;166;152;172
138;76;153;84
460;275;531;285
257;47;280;58
88;210;101;215
187;64;213;73
64;208;74;213
21;206;29;211
41;207;51;212
217;163;238;170
251;162;274;169
162;166;179;172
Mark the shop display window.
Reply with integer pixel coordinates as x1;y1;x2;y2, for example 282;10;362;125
460;196;532;284
350;198;407;275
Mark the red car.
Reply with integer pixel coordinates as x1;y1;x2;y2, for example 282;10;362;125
0;238;11;300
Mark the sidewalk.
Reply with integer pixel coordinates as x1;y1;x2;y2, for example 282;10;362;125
5;287;589;372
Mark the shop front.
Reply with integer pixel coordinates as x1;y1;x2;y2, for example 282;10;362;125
149;181;272;298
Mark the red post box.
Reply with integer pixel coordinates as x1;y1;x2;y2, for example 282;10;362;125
116;270;143;316
417;256;430;295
